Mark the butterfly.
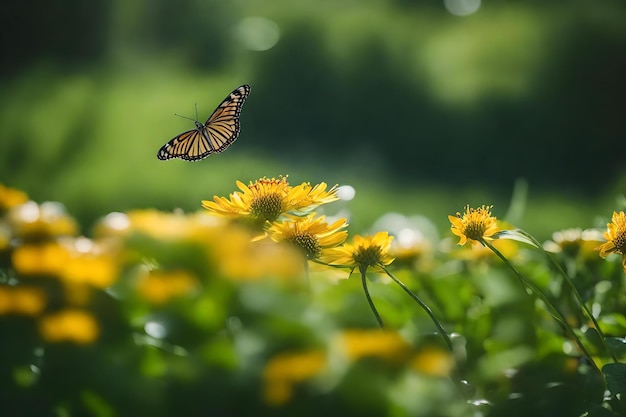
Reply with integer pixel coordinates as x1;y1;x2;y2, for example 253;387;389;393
157;84;250;161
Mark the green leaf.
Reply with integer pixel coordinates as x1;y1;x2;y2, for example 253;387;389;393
606;337;626;358
494;229;540;248
584;403;620;417
603;363;626;396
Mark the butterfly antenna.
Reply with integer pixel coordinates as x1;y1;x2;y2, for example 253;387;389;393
173;113;196;122
194;103;199;121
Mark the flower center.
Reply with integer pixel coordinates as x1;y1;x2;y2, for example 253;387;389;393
250;193;283;222
354;246;383;267
613;224;626;254
463;220;488;241
457;205;494;241
290;232;321;259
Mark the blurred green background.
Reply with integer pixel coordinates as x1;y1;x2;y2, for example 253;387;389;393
1;0;625;236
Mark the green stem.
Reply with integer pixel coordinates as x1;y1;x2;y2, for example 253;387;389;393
359;265;384;328
516;229;618;363
482;239;604;378
382;265;454;351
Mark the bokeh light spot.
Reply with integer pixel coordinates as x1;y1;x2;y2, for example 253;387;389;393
102;212;130;231
336;185;355;201
444;0;481;16
237;17;280;51
145;321;167;339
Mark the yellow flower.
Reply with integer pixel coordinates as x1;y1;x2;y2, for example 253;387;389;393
11;287;46;315
218;239;304;282
201;176;339;224
596;211;626;272
262;350;327;406
62;238;119;288
0;285;46;316
125;210;208;240
0;183;28;212
136;269;199;304
266;214;348;259
320;231;395;271
0;222;11;251
388;235;433;271
545;228;604;260
7;201;78;239
64;254;118;288
38;309;100;344
448;204;499;246
0;287;10;314
92;211;132;238
337;329;411;363
12;241;72;276
409;346;455;377
12;238;119;288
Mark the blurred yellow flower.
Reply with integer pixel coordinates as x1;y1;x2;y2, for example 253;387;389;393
544;228;604;260
338;329;411;363
452;237;518;261
262;350;327;406
38;309;100;344
0;285;46;316
201;176;339;224
94;210;222;242
123;212;303;283
0;222;11;251
219;239;304;282
7;201;78;239
448;204;499;246
92;211;131;239
12;241;72;276
125;210;207;240
11;287;47;315
61;237;119;288
136;269;199;304
266;214;348;259
388;237;433;271
409;346;455;377
596;211;626;272
64;254;118;288
12;238;119;288
320;231;395;271
64;283;93;306
0;287;10;314
0;183;28;212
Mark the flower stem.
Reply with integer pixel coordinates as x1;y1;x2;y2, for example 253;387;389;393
382;265;454;351
359;265;384;328
515;229;618;363
482;239;603;378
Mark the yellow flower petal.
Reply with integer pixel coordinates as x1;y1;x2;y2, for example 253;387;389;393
320;231;395;271
596;211;626;272
449;205;499;246
265;213;348;259
202;176;339;224
39;309;100;344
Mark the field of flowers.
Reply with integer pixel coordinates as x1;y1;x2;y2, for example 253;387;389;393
1;178;626;417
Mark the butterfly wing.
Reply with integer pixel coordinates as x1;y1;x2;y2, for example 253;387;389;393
157;84;251;161
157;128;203;161
202;84;250;155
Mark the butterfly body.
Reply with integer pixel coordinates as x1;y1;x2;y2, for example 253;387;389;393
157;84;250;161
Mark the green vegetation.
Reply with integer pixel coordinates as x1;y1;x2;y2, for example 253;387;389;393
1;181;626;417
1;0;626;415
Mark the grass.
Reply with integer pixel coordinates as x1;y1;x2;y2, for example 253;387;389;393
0;65;621;240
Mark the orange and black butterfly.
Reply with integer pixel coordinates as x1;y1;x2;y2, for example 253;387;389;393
157;84;250;161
